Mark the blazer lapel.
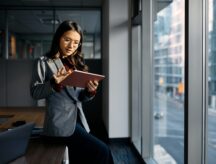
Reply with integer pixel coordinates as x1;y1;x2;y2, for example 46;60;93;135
47;58;65;74
65;86;79;102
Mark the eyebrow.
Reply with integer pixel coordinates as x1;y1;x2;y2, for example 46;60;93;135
63;36;80;42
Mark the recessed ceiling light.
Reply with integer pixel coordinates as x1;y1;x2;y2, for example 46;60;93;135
40;18;60;25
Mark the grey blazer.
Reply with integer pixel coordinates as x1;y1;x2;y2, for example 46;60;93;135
30;56;93;137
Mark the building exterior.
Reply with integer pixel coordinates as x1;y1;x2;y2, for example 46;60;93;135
154;0;185;101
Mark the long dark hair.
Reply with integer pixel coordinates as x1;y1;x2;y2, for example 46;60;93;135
46;20;88;71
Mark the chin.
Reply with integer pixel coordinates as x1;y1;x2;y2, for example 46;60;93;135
65;52;73;56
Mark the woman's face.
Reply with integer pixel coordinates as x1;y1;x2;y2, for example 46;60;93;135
59;30;81;58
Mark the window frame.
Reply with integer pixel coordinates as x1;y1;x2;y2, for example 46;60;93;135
139;0;208;163
186;0;207;163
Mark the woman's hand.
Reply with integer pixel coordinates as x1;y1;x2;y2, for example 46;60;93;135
86;80;99;93
53;67;72;84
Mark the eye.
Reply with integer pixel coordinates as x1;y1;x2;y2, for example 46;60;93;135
63;38;71;42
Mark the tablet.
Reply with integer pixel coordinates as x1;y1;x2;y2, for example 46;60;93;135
60;70;105;88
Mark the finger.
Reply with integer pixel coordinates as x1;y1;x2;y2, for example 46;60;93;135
89;81;96;88
56;70;60;76
53;74;60;84
87;81;97;91
57;68;64;76
53;74;57;80
93;81;99;88
60;67;67;75
68;69;72;74
86;83;93;91
93;80;98;86
87;80;93;86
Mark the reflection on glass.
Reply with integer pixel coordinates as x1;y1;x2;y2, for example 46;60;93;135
0;9;101;59
153;0;185;163
208;0;216;163
0;11;5;58
0;30;3;58
131;25;142;153
7;10;54;59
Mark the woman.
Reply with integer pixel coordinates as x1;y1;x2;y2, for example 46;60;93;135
30;20;114;164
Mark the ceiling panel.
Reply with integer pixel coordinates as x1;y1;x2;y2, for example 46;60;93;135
0;0;102;7
0;9;100;35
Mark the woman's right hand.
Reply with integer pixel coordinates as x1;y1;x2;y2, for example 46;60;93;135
53;67;72;84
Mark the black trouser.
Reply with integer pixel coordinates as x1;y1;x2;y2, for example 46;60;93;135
42;123;114;164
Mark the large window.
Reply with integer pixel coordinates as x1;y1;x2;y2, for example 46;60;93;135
132;0;216;163
208;0;216;163
153;0;185;163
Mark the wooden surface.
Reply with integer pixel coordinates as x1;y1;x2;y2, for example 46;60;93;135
0;107;66;164
10;138;66;164
0;107;45;131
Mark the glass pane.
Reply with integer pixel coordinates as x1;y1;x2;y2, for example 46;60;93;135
7;10;54;59
131;25;142;153
56;10;101;59
153;0;185;163
0;10;5;59
1;9;101;60
208;0;216;163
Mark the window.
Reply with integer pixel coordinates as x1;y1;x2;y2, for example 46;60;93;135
153;0;185;163
208;0;216;163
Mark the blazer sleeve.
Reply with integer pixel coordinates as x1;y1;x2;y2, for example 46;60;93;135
78;89;95;102
30;57;54;100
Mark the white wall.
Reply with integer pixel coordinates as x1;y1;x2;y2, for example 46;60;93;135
102;0;130;138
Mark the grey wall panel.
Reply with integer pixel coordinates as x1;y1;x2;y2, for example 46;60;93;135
6;60;36;106
0;60;6;106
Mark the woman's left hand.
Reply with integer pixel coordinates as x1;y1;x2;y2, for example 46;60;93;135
86;80;99;93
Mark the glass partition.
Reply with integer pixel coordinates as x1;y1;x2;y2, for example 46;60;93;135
0;10;5;58
0;7;101;107
7;10;54;59
0;9;101;60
